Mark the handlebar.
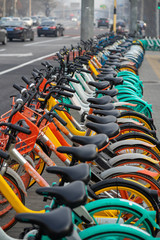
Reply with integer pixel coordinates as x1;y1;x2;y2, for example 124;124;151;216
0;122;31;135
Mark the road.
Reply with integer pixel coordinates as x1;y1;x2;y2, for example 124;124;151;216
0;24;107;115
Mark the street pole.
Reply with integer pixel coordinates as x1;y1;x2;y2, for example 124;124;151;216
14;0;17;17
156;0;159;37
113;0;117;34
81;0;94;42
29;0;31;17
129;0;138;34
3;0;6;17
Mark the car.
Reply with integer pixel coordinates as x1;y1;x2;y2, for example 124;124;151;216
1;17;13;22
2;20;34;42
0;27;7;45
97;18;109;28
31;16;40;26
37;21;64;37
22;17;33;26
11;17;21;21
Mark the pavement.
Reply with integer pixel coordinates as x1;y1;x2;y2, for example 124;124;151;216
6;50;160;238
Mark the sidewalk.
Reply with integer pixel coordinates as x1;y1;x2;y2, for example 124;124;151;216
139;51;160;138
6;50;160;238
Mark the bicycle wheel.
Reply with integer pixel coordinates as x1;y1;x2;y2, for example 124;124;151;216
119;123;156;138
76;198;157;236
106;172;160;197
116;132;160;156
0;173;25;230
120;111;155;130
79;224;157;240
90;178;159;216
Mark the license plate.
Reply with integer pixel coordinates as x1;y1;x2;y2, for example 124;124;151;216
43;27;48;30
6;28;13;31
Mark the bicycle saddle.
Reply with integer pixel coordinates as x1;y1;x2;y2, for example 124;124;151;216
88;81;110;90
87;115;117;124
98;67;114;72
87;95;112;105
86;122;120;139
89;103;115;111
36;181;87;208
93;109;121;118
57;144;98;163
96;88;118;97
46;163;90;184
98;76;123;86
98;70;117;77
15;207;73;240
71;133;109;150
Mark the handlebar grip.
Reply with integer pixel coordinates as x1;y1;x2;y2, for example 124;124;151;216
56;85;76;93
80;68;91;74
22;76;30;85
13;84;23;92
0;122;31;135
53;113;67;126
57;53;63;59
33;67;40;74
59;91;73;98
63;103;81;111
65;76;79;83
0;150;9;160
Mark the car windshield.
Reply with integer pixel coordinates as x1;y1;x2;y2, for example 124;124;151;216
41;21;55;26
2;21;24;27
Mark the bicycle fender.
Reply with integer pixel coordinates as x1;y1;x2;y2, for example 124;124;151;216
114;102;137;107
110;139;155;150
100;166;145;179
6;167;27;196
0;227;18;240
117;118;143;125
84;198;159;230
108;153;159;166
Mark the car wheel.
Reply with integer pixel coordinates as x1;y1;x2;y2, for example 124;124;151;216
2;35;7;45
9;38;12;41
22;34;26;42
55;31;58;37
30;33;34;41
38;34;41;37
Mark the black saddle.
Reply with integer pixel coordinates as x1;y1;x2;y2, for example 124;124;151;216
57;144;98;162
88;81;110;90
71;133;109;150
87;95;112;105
46;163;90;184
89;103;115;111
86;122;120;139
36;181;87;209
87;115;117;124
96;88;118;97
15;207;73;240
93;109;121;118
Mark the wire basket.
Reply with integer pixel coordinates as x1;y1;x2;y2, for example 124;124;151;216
0;109;39;155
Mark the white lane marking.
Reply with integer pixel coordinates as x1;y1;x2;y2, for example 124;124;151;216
70;36;80;39
0;51;57;75
0;53;33;57
0;49;6;52
24;37;65;46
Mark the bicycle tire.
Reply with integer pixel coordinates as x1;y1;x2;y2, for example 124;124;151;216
0;173;25;231
116;132;160;156
120;111;155;130
90;178;159;221
106;171;160;197
119;123;156;138
79;223;156;240
113;143;160;161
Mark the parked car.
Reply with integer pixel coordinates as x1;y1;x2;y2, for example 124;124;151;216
22;17;33;26
97;18;109;28
0;27;7;45
37;21;64;37
31;16;40;26
2;20;34;42
1;17;13;22
11;17;21;21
